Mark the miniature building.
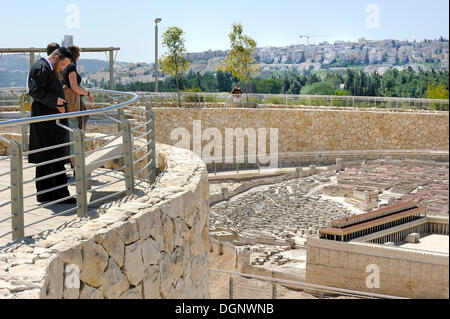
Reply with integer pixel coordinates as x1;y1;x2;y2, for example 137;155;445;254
352;187;378;202
318;201;429;243
321;184;353;197
308;201;449;298
345;187;379;211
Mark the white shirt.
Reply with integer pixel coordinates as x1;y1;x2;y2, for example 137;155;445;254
43;56;54;70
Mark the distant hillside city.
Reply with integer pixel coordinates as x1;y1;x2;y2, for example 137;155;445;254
0;37;448;93
187;37;449;72
85;37;450;88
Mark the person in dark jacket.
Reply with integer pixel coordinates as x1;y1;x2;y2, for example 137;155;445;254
26;42;60;93
231;84;243;102
231;84;242;95
27;47;75;204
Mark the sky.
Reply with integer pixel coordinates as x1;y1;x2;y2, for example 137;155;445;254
0;0;448;63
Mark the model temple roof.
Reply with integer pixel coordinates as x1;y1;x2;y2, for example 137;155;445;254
319;206;426;236
329;201;419;228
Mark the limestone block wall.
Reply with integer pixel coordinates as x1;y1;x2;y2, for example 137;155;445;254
153;107;449;165
306;237;449;298
209;239;306;287
209;170;301;204
0;143;210;299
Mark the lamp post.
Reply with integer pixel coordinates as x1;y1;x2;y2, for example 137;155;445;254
155;18;162;93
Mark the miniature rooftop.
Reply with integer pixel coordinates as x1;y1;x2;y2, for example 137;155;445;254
329;200;419;228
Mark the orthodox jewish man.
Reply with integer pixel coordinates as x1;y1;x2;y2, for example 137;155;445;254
27;47;76;204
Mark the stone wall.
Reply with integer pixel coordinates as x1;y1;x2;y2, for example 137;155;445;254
153;107;449;165
0;143;210;299
209;169;303;204
209;239;305;286
3;107;448;162
306;237;449;298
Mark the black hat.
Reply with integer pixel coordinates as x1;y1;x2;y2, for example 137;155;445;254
58;47;73;60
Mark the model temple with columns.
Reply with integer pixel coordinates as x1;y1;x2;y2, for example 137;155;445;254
319;201;448;243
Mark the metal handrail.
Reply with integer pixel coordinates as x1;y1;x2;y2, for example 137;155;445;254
210;267;408;299
0;89;139;128
0;88;157;243
136;91;449;110
139;91;449;103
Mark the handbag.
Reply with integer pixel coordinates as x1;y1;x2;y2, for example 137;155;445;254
19;92;32;112
78;98;90;130
63;85;81;113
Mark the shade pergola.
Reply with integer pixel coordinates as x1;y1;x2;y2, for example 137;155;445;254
0;47;120;89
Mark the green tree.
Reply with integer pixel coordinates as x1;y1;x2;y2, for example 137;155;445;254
301;82;335;95
288;78;302;94
160;26;190;107
255;78;282;94
426;83;449;111
216;71;231;92
218;23;260;100
334;89;350;96
306;73;320;85
426;84;449;99
345;69;355;95
282;75;290;93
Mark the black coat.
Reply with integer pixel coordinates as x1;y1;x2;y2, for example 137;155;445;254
27;58;69;164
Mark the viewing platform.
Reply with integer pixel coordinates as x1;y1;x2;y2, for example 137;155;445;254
0;159;150;247
0;88;157;248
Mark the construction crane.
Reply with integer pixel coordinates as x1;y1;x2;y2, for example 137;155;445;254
299;34;334;45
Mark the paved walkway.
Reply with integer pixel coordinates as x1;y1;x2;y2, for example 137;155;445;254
399;234;449;254
207;166;318;181
0;157;149;247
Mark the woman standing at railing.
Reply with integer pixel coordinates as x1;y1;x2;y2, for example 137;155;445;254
62;45;94;169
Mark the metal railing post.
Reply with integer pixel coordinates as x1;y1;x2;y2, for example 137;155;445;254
146;101;156;184
229;276;234;299
120;119;135;196
73;128;88;217
20;113;29;152
272;282;277;299
10;141;24;240
117;108;125;131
